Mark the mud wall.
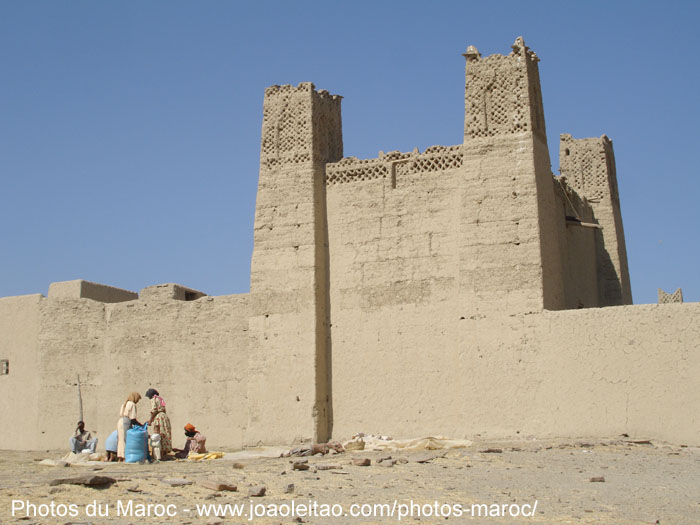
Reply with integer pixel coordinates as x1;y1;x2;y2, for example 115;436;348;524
330;303;700;445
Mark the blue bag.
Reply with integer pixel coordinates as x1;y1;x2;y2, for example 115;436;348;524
105;430;118;453
125;423;149;463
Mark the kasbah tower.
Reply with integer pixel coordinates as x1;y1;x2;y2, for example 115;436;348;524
0;38;697;450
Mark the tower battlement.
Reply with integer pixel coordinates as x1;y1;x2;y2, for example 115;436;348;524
560;133;619;202
264;82;343;101
463;37;546;142
260;82;342;170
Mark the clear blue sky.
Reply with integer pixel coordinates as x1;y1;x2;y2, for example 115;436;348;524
1;1;698;304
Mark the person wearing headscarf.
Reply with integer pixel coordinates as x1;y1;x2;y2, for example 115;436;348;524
117;392;141;461
174;423;207;459
145;388;172;457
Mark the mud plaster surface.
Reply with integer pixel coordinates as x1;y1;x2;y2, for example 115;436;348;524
1;437;699;524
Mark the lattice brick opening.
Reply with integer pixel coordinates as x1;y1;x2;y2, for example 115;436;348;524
464;42;545;141
560;140;609;201
409;151;463;173
326;146;463;185
658;288;683;304
260;91;314;169
327;161;387;185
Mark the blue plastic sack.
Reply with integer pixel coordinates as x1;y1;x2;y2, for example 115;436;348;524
105;430;118;453
125;423;149;463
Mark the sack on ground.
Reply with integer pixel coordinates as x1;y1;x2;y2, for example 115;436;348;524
125;423;149;463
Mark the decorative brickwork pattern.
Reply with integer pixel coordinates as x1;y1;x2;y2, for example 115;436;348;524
260;83;342;170
658;288;683;304
464;37;546;141
326;158;388;184
326;145;463;185
559;134;615;201
260;84;313;169
401;145;463;174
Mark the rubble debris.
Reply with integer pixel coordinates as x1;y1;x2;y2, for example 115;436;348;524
316;464;342;470
248;486;266;497
39;459;70;467
161;478;193;487
49;474;115;487
200;480;237;492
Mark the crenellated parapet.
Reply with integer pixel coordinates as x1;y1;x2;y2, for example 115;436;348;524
326;145;463;186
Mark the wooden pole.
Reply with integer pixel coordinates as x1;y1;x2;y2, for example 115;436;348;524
77;374;84;422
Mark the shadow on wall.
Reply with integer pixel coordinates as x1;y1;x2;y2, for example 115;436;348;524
592;212;624;307
317;167;334;443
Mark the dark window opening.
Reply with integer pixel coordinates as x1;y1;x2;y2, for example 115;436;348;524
1;360;8;375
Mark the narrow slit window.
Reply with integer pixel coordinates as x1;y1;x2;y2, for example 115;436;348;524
0;360;8;375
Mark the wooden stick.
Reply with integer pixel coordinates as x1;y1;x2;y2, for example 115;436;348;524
566;219;602;229
77;374;83;422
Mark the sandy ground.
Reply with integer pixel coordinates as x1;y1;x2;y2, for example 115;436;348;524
1;437;699;524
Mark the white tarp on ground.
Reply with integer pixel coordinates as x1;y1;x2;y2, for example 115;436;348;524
344;435;473;452
220;437;473;460
222;446;289;461
37;452;106;466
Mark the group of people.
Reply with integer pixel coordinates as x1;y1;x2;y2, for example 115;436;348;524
70;388;207;461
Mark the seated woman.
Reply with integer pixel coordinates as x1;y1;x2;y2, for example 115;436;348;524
104;429;119;462
174;423;206;459
145;388;172;457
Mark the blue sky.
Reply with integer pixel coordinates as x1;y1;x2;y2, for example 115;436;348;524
1;1;698;304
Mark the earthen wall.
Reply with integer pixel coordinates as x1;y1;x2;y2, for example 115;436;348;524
1;294;251;451
0;295;42;450
330;303;700;445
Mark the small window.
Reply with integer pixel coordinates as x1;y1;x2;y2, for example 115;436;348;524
0;360;8;375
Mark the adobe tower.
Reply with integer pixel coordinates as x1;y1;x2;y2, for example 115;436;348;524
248;83;342;443
461;37;565;313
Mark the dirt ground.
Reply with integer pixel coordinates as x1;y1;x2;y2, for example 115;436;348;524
1;437;698;524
